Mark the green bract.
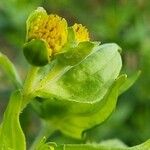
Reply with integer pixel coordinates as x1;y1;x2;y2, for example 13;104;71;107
23;39;50;66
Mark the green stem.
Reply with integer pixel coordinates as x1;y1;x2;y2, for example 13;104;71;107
23;66;39;94
29;122;55;150
21;66;39;110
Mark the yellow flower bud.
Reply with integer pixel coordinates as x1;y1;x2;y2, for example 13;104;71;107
72;23;90;43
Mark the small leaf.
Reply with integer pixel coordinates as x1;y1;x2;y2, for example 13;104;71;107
119;70;141;95
0;52;22;88
34;137;56;150
0;91;26;150
55;41;95;66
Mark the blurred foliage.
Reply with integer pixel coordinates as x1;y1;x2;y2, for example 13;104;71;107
0;0;150;148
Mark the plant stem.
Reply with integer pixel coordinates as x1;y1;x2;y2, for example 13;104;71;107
23;66;39;94
21;66;39;110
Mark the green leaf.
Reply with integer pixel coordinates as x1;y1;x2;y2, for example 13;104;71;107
52;75;126;139
99;139;128;148
119;70;141;95
54;27;99;67
0;52;22;88
31;43;124;139
52;139;150;150
34;137;56;150
0;91;26;150
55;41;96;66
36;43;122;103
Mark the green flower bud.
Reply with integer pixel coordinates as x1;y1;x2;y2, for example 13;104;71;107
23;39;51;66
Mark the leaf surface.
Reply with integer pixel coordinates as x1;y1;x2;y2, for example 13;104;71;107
0;52;22;88
35;139;150;150
32;43;124;138
0;91;26;150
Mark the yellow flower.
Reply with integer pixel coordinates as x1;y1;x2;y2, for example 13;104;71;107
73;23;90;43
28;8;68;55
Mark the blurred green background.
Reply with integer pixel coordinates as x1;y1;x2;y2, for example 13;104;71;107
0;0;150;148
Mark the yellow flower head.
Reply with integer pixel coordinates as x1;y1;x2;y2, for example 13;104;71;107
27;8;68;54
73;23;90;43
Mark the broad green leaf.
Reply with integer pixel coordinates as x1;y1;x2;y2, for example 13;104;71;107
54;75;126;139
31;43;125;139
36;43;122;103
0;52;22;88
52;139;150;150
31;41;98;92
0;91;26;150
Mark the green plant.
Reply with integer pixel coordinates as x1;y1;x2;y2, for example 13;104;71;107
0;7;149;150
